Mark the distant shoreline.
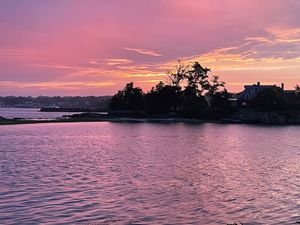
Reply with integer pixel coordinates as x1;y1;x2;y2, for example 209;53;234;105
1;107;300;126
0;117;215;126
1;115;300;126
40;107;108;112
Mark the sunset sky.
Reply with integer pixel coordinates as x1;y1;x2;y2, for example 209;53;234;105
1;0;300;96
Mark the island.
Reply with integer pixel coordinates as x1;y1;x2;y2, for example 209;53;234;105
1;61;300;126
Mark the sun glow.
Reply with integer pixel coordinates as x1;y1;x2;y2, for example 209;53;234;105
0;0;300;95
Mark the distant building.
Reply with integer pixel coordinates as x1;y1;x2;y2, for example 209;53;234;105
237;82;292;105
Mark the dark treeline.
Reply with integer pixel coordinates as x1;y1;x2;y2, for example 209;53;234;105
250;86;300;111
0;96;111;109
109;61;234;119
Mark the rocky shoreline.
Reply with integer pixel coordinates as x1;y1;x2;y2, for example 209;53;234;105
1;110;300;126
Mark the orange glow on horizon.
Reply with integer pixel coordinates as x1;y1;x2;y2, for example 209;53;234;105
0;1;300;96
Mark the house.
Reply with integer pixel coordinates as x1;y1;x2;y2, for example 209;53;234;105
237;82;288;105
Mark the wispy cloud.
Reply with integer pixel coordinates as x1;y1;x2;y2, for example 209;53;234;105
156;27;300;74
30;61;165;80
124;73;165;78
105;58;133;66
0;48;45;61
89;58;133;66
4;26;300;94
245;27;300;45
123;47;162;57
137;79;162;83
30;64;80;70
0;81;115;89
27;25;300;93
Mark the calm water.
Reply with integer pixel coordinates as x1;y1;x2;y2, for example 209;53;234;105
0;108;82;119
0;122;299;224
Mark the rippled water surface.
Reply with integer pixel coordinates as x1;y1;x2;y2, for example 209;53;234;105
0;122;299;224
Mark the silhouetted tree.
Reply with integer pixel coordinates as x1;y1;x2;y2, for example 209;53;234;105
208;90;233;116
205;75;232;116
109;82;144;111
181;95;208;118
145;81;181;114
109;61;230;118
207;76;225;96
167;60;188;87
184;62;211;96
146;61;228;117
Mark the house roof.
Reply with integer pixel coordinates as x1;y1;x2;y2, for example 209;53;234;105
244;84;275;88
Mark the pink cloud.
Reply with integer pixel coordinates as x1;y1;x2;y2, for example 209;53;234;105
123;48;162;57
0;0;300;95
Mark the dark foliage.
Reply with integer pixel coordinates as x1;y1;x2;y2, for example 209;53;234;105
252;87;289;111
109;82;144;111
181;95;208;118
145;82;182;114
209;90;233;114
109;61;232;118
